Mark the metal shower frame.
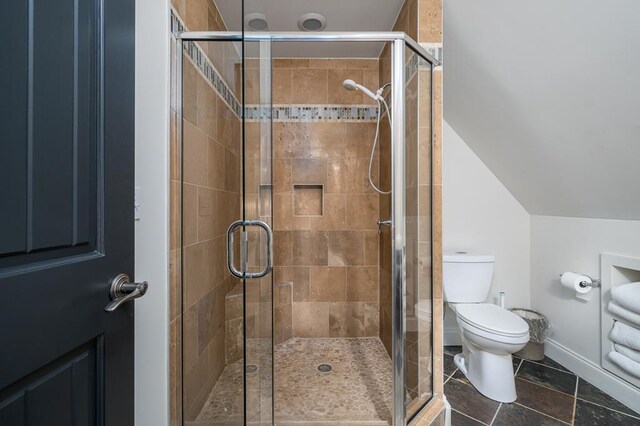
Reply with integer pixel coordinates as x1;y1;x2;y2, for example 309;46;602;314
174;30;439;426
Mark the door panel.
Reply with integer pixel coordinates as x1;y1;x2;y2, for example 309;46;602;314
0;339;100;426
242;38;274;425
0;0;135;424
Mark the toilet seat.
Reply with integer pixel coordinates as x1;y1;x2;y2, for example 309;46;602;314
455;303;529;342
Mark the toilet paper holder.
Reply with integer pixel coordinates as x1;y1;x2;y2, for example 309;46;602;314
558;273;601;288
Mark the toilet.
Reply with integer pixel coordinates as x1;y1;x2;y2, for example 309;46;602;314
443;252;529;403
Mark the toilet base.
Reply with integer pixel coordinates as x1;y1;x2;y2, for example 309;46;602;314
453;349;517;403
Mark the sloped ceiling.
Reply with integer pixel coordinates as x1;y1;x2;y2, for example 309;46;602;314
443;0;640;220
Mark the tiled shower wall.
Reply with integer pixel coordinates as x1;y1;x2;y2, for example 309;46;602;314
264;58;384;339
169;1;242;423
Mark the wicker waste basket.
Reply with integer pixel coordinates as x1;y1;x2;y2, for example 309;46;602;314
510;308;551;361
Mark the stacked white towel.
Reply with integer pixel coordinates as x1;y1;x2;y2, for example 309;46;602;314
611;282;640;314
609;321;640;351
608;351;640;378
614;343;640;363
608;301;640;327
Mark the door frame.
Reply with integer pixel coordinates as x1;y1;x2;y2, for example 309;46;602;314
134;0;171;424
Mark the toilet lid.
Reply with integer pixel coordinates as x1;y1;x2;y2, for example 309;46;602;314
456;304;529;337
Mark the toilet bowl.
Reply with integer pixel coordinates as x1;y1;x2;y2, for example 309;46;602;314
443;253;530;403
450;303;529;402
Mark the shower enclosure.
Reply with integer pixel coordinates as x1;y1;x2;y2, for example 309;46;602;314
174;26;437;425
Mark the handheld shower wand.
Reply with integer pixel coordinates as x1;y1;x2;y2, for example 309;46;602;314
342;79;381;102
342;79;392;195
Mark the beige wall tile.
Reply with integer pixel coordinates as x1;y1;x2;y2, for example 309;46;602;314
273;68;292;104
183;183;198;246
183;0;208;30
196;77;217;138
184;242;207;309
309;266;347;302
274;266;310;302
273;192;310;231
328;231;364;266
275;303;293;344
364;231;379;266
183;60;198;125
197;186;217;241
307;58;347;69
291;69;328;104
274;230;293;266
293;302;329;337
292;230;328;265
273;58;309;69
169;250;181;322
348;122;378;158
207;138;225;190
329;302;365;337
183;120;208;186
273;158;292;193
418;0;443;43
223;149;240;193
328;69;363;104
327;158;358;194
183;304;198;369
170;111;180;181
346;266;379;302
216;96;240;155
363;302;379;336
292;158;327;185
309;193;347;230
170;180;181;251
346;195;378;230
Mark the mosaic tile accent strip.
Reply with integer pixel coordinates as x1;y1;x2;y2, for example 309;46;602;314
245;105;380;122
171;9;242;118
171;8;433;123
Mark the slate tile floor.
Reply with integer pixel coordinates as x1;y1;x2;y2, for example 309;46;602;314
444;346;640;425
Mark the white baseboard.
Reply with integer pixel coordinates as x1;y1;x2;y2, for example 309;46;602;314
545;339;640;414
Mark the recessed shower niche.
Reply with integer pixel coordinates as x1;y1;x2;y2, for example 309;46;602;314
292;184;324;216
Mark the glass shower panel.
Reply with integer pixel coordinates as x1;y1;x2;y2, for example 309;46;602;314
242;38;274;426
404;45;434;422
178;38;244;425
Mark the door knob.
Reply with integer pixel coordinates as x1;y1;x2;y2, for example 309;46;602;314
105;274;148;312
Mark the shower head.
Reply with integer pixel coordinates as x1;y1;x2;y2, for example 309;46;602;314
342;79;380;101
342;79;358;91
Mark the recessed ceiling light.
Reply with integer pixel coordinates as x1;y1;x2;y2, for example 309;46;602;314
298;13;326;32
245;13;268;31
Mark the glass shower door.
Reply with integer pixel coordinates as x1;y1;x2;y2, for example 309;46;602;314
239;38;274;425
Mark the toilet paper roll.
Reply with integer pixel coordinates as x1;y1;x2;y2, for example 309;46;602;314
561;272;593;301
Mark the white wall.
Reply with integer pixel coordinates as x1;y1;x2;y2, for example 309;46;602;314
443;121;531;307
134;0;170;424
531;215;640;410
443;121;531;340
444;0;640;220
531;215;640;361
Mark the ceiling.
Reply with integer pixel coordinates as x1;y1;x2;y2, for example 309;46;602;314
444;0;640;220
214;0;404;57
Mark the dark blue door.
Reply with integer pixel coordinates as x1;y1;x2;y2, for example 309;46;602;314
0;0;135;424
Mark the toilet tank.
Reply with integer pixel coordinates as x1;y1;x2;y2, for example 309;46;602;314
443;252;495;303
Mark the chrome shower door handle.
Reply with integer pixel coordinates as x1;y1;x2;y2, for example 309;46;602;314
226;220;273;279
227;220;245;279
